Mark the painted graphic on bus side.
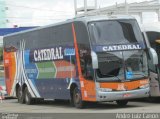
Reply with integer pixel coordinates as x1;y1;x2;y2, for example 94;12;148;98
26;46;76;79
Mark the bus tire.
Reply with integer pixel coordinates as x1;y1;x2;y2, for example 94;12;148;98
116;100;128;107
73;87;85;108
17;87;25;104
70;98;74;107
24;87;33;105
147;97;157;102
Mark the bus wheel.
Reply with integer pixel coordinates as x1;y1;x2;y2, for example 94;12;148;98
24;87;33;105
17;87;25;104
116;100;128;107
73;87;85;108
147;97;157;102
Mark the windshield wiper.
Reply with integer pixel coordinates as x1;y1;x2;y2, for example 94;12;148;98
97;73;122;81
96;69;123;81
132;73;147;77
127;72;147;79
107;75;122;81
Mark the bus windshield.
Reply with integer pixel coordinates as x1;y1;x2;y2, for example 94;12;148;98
88;19;144;45
124;50;148;80
96;50;148;81
97;52;124;81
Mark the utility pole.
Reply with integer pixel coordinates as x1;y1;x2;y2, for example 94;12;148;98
74;0;77;15
125;0;128;14
84;0;87;14
74;0;97;16
139;12;143;24
157;0;160;21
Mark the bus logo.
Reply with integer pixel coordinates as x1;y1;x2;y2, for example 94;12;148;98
103;44;142;51
33;47;63;62
94;43;143;52
64;48;75;56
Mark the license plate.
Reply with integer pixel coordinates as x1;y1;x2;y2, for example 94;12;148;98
123;93;131;98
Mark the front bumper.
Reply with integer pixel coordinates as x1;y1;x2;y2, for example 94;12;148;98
96;87;149;101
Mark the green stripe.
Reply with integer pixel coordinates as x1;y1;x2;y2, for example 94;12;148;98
36;61;56;79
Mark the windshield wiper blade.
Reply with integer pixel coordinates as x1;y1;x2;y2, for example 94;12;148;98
102;74;121;81
131;73;147;77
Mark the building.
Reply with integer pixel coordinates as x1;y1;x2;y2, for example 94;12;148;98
0;0;6;28
75;0;160;24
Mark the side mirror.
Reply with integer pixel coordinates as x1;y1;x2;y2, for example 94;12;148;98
148;48;158;65
91;51;98;69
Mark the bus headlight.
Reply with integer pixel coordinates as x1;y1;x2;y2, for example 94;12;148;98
99;88;112;92
139;84;149;89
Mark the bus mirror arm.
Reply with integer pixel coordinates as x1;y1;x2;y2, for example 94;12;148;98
148;48;158;65
91;51;98;69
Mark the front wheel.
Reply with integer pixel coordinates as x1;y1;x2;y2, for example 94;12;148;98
116;100;128;107
73;87;85;108
24;87;33;105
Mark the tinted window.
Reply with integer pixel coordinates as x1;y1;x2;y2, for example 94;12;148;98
146;32;160;72
54;24;74;46
146;32;160;49
74;22;94;79
4;23;74;51
88;19;144;45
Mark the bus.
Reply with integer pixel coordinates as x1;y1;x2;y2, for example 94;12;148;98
141;23;160;99
3;15;155;108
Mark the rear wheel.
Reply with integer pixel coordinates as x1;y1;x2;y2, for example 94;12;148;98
73;87;85;108
147;97;158;102
24;87;33;105
17;87;25;104
116;100;128;107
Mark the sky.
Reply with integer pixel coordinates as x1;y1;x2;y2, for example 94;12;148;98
1;0;158;27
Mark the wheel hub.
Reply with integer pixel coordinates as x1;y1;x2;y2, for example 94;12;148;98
75;93;80;104
25;93;29;102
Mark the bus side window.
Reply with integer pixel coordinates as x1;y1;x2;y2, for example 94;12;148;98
148;48;156;72
74;21;94;80
146;32;160;73
84;57;94;80
156;40;160;69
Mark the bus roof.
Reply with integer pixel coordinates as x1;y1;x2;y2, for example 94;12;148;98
3;15;135;38
141;22;160;33
74;15;135;22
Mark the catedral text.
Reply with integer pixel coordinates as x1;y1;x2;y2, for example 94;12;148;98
34;47;63;62
103;44;142;51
